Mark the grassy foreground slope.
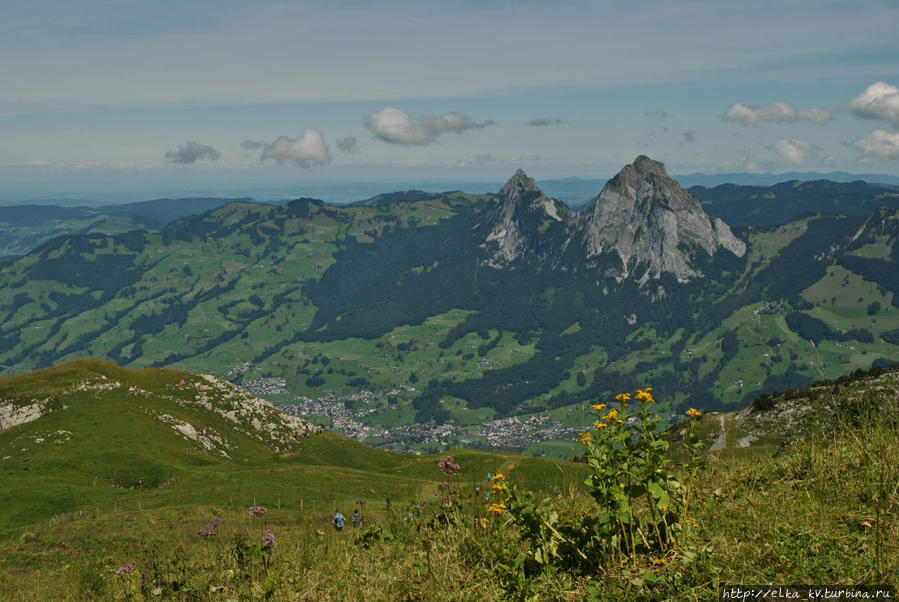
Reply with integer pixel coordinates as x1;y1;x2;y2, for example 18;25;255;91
1;361;897;600
0;360;589;599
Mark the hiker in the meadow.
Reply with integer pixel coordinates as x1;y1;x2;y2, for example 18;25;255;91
178;379;184;388
352;508;362;528
475;485;481;497
332;509;345;532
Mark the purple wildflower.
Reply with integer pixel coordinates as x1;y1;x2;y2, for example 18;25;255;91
249;506;267;518
116;563;136;575
437;455;461;476
196;516;223;536
262;530;277;549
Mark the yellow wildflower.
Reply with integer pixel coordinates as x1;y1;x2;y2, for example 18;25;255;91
593;422;608;429
652;557;667;565
488;502;507;514
685;517;699;528
592;403;607;411
614;393;631;404
491;473;505;483
491;483;508;494
636;388;655;403
686;408;701;418
604;408;619;421
577;432;593;443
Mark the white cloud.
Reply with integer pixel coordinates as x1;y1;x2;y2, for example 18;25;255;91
336;136;359;153
364;106;493;145
853;129;899;160
845;81;899;129
165;141;220;164
260;129;331;167
525;118;567;127
797;107;832;124
723;102;832;125
241;140;263;150
775;138;813;165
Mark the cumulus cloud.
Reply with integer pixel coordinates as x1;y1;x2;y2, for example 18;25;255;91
241;140;263;150
525;117;567;127
775;138;813;165
260;129;331;167
364;106;493;145
845;81;899;129
165;141;221;164
336;136;359;153
853;129;899;160
724;102;832;125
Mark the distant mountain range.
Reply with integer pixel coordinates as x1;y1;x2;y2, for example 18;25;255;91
4;174;897;258
674;170;899;188
0;198;257;257
2;155;898;454
3;170;897;209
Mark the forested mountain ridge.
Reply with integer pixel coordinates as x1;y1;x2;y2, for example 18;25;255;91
690;179;899;226
1;157;898;454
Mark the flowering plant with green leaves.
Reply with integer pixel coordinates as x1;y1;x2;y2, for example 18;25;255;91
486;473;585;572
577;388;684;560
486;390;706;582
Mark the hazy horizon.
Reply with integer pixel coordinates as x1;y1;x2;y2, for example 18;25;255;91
2;165;898;207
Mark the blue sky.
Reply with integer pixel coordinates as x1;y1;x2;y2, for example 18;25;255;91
2;0;899;202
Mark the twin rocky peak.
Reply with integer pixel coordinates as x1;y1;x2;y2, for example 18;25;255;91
482;155;746;284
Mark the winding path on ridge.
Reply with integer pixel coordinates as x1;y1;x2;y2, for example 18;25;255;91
709;414;727;452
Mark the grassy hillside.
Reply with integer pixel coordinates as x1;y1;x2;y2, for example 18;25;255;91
1;362;896;599
0;360;590;598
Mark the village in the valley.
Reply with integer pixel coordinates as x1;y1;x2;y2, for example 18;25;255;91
238;376;586;455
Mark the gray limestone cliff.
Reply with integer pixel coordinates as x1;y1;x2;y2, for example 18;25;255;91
581;155;745;283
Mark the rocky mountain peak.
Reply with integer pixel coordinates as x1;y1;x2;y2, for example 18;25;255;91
498;169;540;201
624;155;668;184
582;155;745;284
632;154;666;174
481;169;569;267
